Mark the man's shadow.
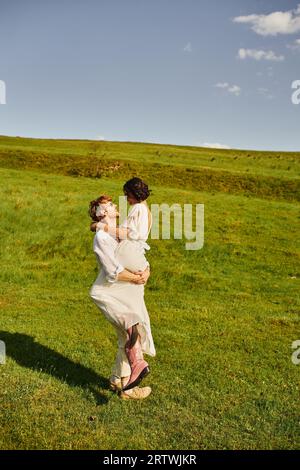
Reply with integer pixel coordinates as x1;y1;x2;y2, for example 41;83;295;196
0;331;110;405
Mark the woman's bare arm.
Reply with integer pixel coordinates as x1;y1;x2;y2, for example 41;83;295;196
90;221;129;239
90;221;98;232
103;224;129;239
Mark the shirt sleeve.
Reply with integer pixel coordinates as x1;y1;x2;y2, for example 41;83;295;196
121;204;149;241
95;221;107;232
93;236;124;283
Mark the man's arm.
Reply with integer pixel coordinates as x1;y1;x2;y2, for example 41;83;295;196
133;266;150;284
93;237;146;284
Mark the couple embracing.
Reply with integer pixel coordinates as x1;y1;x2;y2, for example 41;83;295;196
89;178;156;400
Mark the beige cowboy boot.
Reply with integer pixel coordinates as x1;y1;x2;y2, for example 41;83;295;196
119;386;152;400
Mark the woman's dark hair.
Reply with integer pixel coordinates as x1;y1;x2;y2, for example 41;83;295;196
123;177;151;202
88;194;112;221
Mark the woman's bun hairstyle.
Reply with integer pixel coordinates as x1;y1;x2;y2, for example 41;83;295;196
123;177;151;202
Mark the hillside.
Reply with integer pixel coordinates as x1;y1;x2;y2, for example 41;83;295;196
0;135;299;449
0;135;299;201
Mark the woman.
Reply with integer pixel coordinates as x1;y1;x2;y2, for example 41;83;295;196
89;181;155;400
92;177;153;271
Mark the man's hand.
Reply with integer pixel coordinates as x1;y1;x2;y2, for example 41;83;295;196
131;273;146;285
133;267;150;285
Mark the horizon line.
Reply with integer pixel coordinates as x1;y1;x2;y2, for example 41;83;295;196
0;134;299;154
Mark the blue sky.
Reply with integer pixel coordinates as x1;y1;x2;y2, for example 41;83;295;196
0;0;300;150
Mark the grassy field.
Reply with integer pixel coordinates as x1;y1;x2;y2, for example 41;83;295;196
0;135;299;449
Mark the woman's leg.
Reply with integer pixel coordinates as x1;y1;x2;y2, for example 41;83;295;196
122;323;150;391
126;323;139;348
110;323;152;400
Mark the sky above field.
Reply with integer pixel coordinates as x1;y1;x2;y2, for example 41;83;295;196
0;0;300;151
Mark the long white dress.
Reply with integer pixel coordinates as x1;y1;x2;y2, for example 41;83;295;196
90;203;156;357
115;202;152;271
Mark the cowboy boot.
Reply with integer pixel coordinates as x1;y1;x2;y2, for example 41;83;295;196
122;325;150;391
120;386;152;400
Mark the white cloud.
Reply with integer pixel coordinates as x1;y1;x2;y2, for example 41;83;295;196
258;87;274;100
215;82;229;88
228;85;241;96
201;142;231;149
95;135;105;140
233;4;300;36
183;42;192;52
215;82;241;96
256;67;273;77
287;38;300;50
237;48;284;61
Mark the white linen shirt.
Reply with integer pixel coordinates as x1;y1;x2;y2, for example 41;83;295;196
93;230;124;283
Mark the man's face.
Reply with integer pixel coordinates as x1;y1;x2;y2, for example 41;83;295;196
99;201;119;219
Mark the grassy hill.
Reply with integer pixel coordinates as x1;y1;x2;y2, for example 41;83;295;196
0;135;299;449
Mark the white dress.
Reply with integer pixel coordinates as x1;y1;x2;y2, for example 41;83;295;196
115;202;152;272
90;203;156;357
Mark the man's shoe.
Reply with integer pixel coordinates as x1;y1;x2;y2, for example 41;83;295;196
109;375;122;392
120;386;152;400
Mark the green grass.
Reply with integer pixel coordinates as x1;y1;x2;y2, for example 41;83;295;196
0;136;299;449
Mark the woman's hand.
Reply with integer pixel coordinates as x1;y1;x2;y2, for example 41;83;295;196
90;221;108;232
90;222;98;232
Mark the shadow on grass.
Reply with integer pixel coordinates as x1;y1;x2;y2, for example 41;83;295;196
0;331;111;405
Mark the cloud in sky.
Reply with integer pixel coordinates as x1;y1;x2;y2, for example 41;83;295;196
228;85;241;96
256;66;273;77
215;82;229;88
237;48;284;61
287;38;300;50
233;3;300;36
183;42;192;52
215;82;241;96
95;135;105;140
201;142;231;149
258;87;274;100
